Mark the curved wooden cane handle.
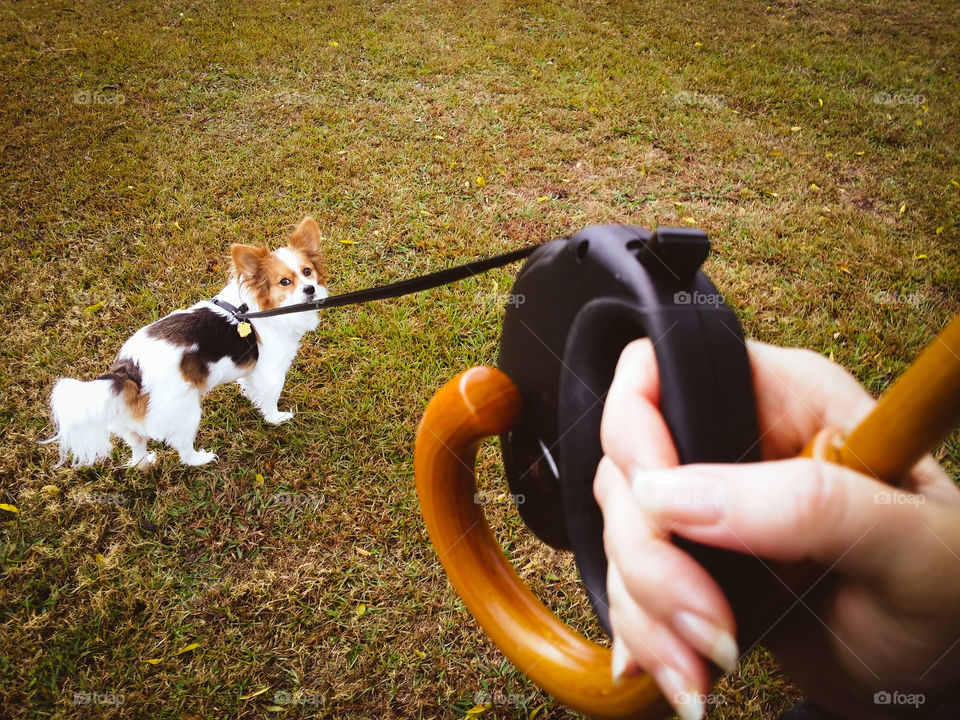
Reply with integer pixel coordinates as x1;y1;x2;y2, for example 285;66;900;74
414;366;667;719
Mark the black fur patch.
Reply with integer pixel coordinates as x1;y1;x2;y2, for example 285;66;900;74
97;357;144;394
146;307;259;388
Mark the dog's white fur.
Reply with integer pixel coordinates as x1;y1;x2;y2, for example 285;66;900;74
46;218;326;468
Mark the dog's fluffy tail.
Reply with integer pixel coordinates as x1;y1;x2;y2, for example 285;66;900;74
43;377;122;467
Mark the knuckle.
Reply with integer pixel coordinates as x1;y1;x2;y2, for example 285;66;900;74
796;459;846;536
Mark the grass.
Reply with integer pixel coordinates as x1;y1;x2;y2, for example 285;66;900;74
1;0;958;717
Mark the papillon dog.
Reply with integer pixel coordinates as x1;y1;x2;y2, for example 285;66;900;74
45;216;327;468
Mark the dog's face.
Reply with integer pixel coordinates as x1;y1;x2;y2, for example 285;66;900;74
231;217;328;311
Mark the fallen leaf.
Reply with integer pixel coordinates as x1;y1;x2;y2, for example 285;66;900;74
838;263;852;275
475;175;486;187
0;503;19;514
84;301;105;313
414;649;426;659
545;572;561;581
682;217;696;225
694;41;702;47
529;706;544;719
356;603;366;616
255;473;265;485
339;239;357;245
898;203;906;214
790;126;802;132
239;687;270;700
329;40;339;47
355;547;371;556
40;485;60;496
264;705;284;712
466;703;492;717
936;226;944;234
810;183;820;190
145;658;163;665
175;642;202;655
818;97;823;107
915;254;928;260
536;196;548;202
951;180;959;188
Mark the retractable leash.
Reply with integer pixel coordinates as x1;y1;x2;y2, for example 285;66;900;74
414;224;960;719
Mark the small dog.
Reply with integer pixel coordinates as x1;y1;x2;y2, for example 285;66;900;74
46;217;327;467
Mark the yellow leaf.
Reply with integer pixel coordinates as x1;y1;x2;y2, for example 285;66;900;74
790;126;802;132
829;349;835;361
529;706;544;720
433;134;445;140
355;547;371;556
41;485;60;496
770;150;781;156
898;203;906;214
854;151;865;156
414;649;426;659
95;553;106;565
255;473;265;485
694;41;702;47
239;687;270;700
466;703;492;716
173;221;182;231
951;180;959;188
84;301;105;313
175;642;202;655
356;603;366;616
809;183;820;190
818;97;823;107
838;263;852;275
588;107;599;113
537;196;548;202
915;120;922;126
329;40;339;47
530;68;538;75
672;201;684;208
0;503;19;514
145;658;163;665
936;226;944;235
339;239;357;245
682;217;696;225
915;254;928;260
475;175;486;187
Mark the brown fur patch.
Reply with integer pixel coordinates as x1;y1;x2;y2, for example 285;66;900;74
98;358;149;420
231;245;299;310
179;352;209;390
288;217;326;284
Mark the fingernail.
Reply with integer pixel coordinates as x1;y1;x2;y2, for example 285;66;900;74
610;635;630;685
654;666;704;720
674;610;739;673
630;468;724;523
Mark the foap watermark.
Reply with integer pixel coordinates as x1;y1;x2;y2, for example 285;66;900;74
673;290;724;307
71;691;125;706
271;492;325;510
674;691;726;708
477;291;526;309
273;90;322;107
473;690;535;706
474;492;525;506
273;690;326;707
874;690;925;708
73;89;126;106
874;491;925;508
873;290;925;308
72;491;125;506
673;90;725;109
872;91;925;107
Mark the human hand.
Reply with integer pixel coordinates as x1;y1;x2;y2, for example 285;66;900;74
594;339;960;719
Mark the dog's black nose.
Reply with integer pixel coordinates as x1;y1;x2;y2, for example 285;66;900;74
304;285;315;295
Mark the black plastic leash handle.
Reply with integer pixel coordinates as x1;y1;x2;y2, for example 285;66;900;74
498;224;778;649
233;244;539;320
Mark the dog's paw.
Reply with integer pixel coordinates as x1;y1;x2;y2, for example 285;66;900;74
264;410;294;424
128;451;157;470
181;449;218;466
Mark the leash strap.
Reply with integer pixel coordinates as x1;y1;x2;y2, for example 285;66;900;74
232;244;540;320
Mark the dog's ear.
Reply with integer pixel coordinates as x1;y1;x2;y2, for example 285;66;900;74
289;217;325;281
230;244;269;279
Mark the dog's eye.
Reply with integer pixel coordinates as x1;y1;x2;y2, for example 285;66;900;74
303;267;312;277
279;278;292;286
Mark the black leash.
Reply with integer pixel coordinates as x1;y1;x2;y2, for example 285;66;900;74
219;244;540;321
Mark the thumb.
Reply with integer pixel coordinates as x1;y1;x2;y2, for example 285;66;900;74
629;458;928;581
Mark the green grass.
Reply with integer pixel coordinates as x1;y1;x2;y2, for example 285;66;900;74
1;0;958;717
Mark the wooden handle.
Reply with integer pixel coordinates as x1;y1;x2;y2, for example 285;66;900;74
414;366;667;719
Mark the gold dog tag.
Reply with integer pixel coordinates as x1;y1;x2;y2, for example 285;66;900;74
237;322;252;338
